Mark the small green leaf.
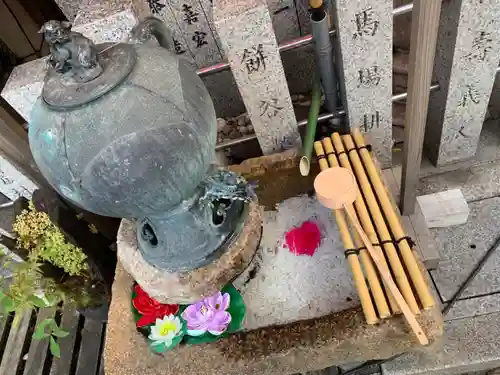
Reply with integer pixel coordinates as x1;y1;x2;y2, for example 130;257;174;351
49;336;61;358
28;296;47;308
1;296;14;312
34;332;50;339
33;328;50;340
33;318;52;339
52;327;69;338
0;291;5;301
149;341;166;354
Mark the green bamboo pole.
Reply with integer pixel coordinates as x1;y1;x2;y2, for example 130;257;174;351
299;76;322;176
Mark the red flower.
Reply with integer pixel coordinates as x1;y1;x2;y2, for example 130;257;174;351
133;284;179;327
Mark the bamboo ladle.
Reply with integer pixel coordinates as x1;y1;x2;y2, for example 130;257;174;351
314;167;428;345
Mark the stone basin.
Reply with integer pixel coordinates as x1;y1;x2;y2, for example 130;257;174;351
104;149;444;375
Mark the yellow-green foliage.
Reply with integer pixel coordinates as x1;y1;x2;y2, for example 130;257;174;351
13;201;88;276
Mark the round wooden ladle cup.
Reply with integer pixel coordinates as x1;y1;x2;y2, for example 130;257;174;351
314;167;428;345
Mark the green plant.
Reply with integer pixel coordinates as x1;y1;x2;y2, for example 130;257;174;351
33;316;69;357
0;258;66;357
13;201;88;276
0;201;90;358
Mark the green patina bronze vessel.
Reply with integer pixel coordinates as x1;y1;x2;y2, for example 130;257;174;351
29;18;253;272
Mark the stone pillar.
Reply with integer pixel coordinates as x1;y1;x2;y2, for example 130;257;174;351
267;0;301;43
425;0;500;166
214;0;301;154
54;0;81;21
2;58;47;122
295;0;311;35
333;0;393;167
198;0;224;58
72;0;150;43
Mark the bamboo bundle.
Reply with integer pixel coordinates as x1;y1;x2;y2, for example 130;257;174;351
314;129;435;325
322;137;392;318
338;134;420;314
313;140;378;324
330;134;400;315
351;129;435;309
313;166;428;345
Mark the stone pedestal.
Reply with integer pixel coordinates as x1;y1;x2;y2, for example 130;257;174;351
117;201;262;304
425;0;500;167
104;150;444;375
333;0;393;167
105;261;443;375
214;0;301;154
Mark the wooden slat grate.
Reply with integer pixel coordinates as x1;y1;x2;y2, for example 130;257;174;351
0;309;33;375
0;305;106;375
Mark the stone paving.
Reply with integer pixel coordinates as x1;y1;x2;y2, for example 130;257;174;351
380;120;500;375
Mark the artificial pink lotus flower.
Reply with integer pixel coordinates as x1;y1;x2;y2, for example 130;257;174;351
181;291;231;336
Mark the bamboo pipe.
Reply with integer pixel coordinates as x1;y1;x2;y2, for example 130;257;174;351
300;76;322;176
324;137;392;318
341;134;420;314
331;134;400;314
351;129;435;309
314;141;378;324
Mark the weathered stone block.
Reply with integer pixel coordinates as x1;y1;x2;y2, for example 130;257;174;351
425;0;500;166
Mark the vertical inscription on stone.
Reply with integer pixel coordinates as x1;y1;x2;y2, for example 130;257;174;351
259;98;283;118
242;44;267;74
192;31;208;48
362;111;381;132
334;0;393;166
173;39;187;54
464;31;492;61
458;84;480;108
357;66;381;88
147;0;196;64
167;0;223;67
182;4;199;24
353;7;379;39
147;0;166;14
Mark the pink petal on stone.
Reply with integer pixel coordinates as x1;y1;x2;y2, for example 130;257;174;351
285;221;321;256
